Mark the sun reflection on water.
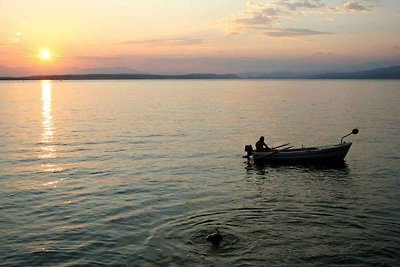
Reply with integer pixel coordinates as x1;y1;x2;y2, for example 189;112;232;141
41;81;53;144
40;81;63;175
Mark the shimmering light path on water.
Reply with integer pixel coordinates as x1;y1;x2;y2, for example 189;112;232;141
0;80;399;266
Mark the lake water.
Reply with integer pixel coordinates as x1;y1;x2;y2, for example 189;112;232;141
0;80;399;266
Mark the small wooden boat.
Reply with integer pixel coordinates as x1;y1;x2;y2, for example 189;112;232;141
244;129;358;164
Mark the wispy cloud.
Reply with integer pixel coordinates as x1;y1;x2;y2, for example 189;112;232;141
75;55;126;61
275;0;325;11
328;0;380;13
264;28;333;37
116;37;204;46
217;0;381;35
313;51;334;56
0;32;23;46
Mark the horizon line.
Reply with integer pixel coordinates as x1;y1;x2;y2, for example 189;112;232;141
1;65;400;81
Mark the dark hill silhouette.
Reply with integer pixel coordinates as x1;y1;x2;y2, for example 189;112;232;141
239;65;400;79
311;65;400;79
1;65;399;80
0;73;240;80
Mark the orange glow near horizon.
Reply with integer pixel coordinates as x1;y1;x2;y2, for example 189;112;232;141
0;1;399;75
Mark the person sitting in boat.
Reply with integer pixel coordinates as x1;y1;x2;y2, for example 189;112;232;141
255;136;272;152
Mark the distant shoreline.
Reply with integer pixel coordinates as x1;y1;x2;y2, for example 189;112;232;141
1;65;400;80
1;77;400;81
0;73;241;81
1;75;400;81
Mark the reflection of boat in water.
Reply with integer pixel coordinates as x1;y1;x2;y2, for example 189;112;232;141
244;129;358;165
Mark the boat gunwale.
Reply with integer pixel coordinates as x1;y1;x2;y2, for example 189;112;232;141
250;142;352;163
252;142;352;155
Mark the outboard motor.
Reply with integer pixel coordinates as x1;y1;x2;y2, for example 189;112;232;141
244;145;253;158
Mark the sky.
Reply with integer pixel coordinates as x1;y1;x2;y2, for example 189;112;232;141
1;0;400;75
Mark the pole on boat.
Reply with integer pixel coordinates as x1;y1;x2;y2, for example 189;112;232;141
272;143;290;149
341;128;359;144
279;146;293;151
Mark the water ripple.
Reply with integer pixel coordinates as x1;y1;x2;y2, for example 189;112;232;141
1;80;399;266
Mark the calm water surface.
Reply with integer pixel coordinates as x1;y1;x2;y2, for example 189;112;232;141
0;80;399;266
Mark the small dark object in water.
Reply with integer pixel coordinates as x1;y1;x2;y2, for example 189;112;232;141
206;228;223;246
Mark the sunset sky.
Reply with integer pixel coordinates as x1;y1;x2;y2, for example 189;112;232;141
1;0;399;75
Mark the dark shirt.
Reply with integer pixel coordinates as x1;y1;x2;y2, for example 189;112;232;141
256;140;271;152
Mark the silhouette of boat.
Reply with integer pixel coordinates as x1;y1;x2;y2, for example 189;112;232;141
244;129;358;164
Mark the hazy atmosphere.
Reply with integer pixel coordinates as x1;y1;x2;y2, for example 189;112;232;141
1;0;400;76
1;1;400;266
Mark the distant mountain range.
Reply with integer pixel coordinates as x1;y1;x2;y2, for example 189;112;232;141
311;65;400;79
0;65;399;80
239;65;400;79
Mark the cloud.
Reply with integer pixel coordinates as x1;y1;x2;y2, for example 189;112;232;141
313;51;334;56
75;55;126;61
327;0;380;13
216;0;381;35
116;37;204;46
217;2;288;30
71;55;133;68
0;32;23;46
234;12;275;26
344;2;369;11
216;1;323;34
264;28;333;37
247;0;324;10
278;0;325;11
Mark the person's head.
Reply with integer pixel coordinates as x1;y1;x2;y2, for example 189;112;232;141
259;136;264;141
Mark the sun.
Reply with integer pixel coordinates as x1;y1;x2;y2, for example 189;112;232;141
39;49;52;61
